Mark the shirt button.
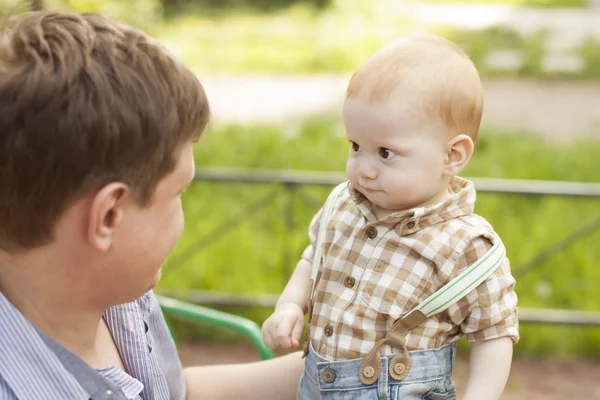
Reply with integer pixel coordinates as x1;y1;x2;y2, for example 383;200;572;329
324;324;334;337
106;390;113;396
366;226;377;239
406;220;415;229
344;276;356;288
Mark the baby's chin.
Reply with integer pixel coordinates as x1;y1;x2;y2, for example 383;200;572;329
354;185;418;213
357;188;382;205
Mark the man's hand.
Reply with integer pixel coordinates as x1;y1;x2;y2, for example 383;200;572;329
261;302;305;349
185;352;305;400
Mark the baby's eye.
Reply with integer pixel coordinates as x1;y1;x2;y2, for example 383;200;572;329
350;141;360;152
378;148;396;159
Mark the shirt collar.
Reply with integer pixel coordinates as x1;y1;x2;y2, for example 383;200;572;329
97;366;144;399
36;326;133;400
103;296;156;400
349;176;476;233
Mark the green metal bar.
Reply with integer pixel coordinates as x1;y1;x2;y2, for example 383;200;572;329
194;167;600;198
156;295;274;360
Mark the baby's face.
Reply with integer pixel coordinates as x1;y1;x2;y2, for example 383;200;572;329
343;95;450;215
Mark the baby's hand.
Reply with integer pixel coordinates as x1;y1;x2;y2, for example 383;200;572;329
261;302;305;350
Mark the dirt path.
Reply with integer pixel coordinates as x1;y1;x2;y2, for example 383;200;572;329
178;340;600;399
200;75;600;141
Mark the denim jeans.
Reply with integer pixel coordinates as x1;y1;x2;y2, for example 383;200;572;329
297;344;456;400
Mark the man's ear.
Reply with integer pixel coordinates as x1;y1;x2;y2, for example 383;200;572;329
444;134;474;176
88;183;129;252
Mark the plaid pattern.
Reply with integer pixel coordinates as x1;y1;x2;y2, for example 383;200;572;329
301;177;519;361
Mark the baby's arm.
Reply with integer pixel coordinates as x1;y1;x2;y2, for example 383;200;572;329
463;337;513;400
446;235;519;399
261;258;312;349
263;204;325;350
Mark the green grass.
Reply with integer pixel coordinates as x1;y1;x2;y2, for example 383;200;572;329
155;4;600;79
42;0;163;32
157;117;600;359
157;3;405;74
34;0;600;79
411;0;587;7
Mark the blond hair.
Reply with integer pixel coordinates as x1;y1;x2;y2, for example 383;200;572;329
346;34;484;140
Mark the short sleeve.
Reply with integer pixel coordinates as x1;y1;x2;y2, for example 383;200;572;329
446;236;520;344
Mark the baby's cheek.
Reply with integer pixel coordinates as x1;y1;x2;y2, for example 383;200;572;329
345;160;357;181
390;174;422;199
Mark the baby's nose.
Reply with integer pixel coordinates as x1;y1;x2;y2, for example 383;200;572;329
358;161;377;179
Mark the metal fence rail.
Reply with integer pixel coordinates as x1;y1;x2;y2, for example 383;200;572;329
194;167;600;197
158;288;600;327
160;168;600;326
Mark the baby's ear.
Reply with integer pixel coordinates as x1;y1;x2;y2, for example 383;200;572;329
443;134;474;176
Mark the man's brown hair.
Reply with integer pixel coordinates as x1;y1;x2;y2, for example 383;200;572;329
0;11;210;251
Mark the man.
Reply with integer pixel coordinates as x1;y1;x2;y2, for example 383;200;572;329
0;10;303;400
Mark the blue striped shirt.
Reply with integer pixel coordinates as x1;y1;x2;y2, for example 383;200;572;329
0;290;185;400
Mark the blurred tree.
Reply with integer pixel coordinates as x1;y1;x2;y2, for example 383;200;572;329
0;0;29;15
31;0;44;10
45;0;162;30
162;0;331;12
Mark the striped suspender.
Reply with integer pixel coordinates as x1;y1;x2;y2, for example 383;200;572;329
415;240;505;317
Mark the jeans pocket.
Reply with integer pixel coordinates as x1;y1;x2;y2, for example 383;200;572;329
421;378;457;400
321;387;380;400
393;378;455;400
421;390;457;400
393;381;436;400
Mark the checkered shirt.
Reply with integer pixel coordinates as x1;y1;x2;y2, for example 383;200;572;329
301;176;519;361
